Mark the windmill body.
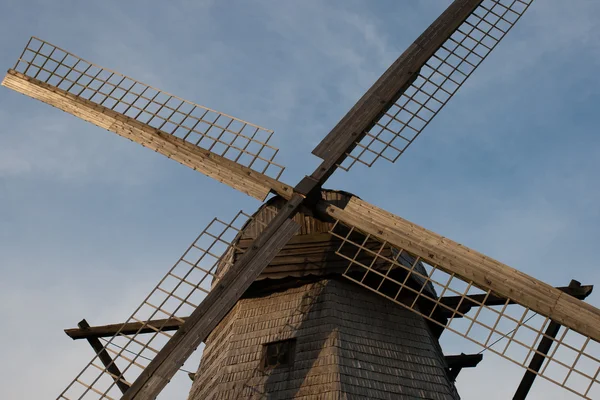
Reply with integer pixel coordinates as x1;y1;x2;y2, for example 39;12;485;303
3;0;600;399
189;191;459;399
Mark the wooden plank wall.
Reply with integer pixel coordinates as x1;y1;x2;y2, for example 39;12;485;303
188;279;459;399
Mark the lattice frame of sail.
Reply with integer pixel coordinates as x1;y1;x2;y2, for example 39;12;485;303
329;219;600;399
340;0;533;170
11;37;284;179
58;210;263;400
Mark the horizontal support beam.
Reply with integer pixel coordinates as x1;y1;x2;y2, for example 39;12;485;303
320;196;600;342
65;286;592;340
440;282;593;318
445;353;483;369
2;70;293;201
65;318;186;340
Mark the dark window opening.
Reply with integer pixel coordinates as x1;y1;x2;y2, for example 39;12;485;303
263;339;296;369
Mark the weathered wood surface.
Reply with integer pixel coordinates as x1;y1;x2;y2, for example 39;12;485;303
320;197;600;342
310;0;483;183
122;194;303;400
237;232;397;282
189;279;459;400
2;70;293;201
65;318;185;340
77;319;131;394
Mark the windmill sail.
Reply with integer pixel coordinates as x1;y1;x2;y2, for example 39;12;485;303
58;210;258;400
2;37;292;201
321;197;600;399
312;0;534;172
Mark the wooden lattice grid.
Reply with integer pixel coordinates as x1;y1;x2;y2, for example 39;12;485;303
58;210;264;400
329;219;600;399
340;0;534;170
13;37;285;179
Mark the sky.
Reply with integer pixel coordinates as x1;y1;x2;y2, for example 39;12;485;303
1;0;600;399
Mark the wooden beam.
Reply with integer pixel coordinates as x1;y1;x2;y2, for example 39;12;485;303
445;353;483;369
513;280;592;400
440;283;594;318
307;0;483;185
77;319;131;394
65;318;185;340
122;194;303;400
446;353;483;382
320;197;600;342
2;70;293;201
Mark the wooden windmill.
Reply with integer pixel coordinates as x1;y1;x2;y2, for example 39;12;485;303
3;0;600;399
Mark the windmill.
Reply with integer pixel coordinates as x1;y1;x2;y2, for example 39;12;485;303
3;0;600;398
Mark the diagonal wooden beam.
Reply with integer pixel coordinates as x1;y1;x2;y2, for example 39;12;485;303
122;194;303;400
319;197;600;342
513;280;593;400
77;319;131;394
305;0;483;187
64;283;594;341
2;70;293;201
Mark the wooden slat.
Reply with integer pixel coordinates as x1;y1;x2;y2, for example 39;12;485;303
320;196;600;342
122;194;303;400
2;70;293;201
308;0;483;184
65;318;185;340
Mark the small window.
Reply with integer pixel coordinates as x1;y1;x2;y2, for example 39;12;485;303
263;339;296;369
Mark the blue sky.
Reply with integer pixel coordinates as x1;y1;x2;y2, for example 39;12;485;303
1;0;600;399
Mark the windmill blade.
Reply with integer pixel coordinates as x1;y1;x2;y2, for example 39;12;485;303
320;197;600;399
2;37;292;201
58;208;299;400
123;196;302;400
311;0;533;177
57;210;254;400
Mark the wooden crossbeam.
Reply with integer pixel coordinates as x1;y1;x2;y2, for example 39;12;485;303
64;285;593;341
319;196;600;342
513;280;593;400
1;70;293;201
65;318;186;340
446;353;483;382
77;319;131;394
440;283;593;318
446;353;483;369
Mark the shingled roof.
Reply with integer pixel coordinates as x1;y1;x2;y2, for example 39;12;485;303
218;190;436;298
